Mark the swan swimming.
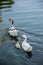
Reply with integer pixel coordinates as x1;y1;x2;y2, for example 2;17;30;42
15;41;20;48
21;35;32;52
8;18;18;37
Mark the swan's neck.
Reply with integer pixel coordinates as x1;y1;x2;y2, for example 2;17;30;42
12;20;14;25
23;38;27;42
10;20;14;25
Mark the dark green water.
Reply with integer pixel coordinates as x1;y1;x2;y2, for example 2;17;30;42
0;0;43;65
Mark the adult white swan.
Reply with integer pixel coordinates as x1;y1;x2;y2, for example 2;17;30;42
21;35;32;52
8;18;18;37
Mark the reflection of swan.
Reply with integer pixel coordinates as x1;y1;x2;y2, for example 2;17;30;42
8;18;18;37
9;36;20;49
26;52;32;58
21;35;32;52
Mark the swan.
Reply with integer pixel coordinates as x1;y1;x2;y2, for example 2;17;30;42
8;18;18;37
21;35;32;52
15;41;20;48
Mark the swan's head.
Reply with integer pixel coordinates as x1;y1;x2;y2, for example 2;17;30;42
9;18;12;22
9;18;14;24
21;35;27;40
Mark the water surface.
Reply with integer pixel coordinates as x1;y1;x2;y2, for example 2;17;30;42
0;0;43;65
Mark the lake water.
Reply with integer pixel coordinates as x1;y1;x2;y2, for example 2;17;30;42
0;0;43;65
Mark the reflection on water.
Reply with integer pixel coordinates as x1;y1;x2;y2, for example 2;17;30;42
0;0;14;33
9;36;18;41
0;0;14;9
0;28;8;45
0;17;2;24
0;0;43;65
26;52;32;58
0;9;2;24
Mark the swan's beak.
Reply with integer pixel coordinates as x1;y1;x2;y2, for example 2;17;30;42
9;18;12;22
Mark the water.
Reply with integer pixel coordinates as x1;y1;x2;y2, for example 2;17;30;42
0;0;43;65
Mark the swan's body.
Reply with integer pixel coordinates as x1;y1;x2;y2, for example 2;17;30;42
8;18;18;37
21;35;32;52
8;25;18;36
15;41;20;48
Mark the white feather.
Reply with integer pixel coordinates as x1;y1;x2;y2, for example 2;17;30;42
8;25;18;36
21;35;32;52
